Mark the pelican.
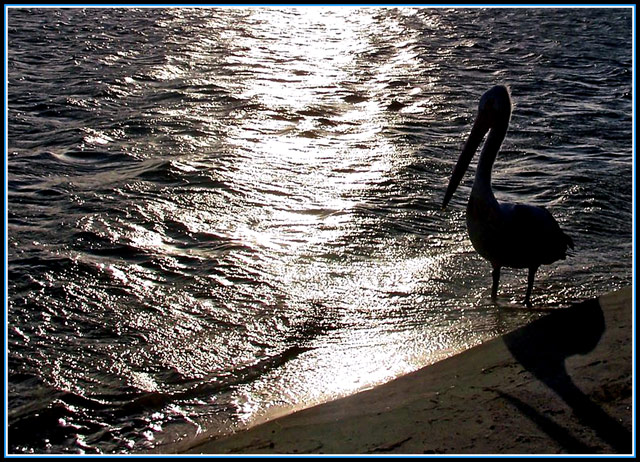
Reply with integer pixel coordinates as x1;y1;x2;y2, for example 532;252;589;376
442;85;574;307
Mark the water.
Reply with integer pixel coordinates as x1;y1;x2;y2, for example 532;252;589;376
7;7;633;454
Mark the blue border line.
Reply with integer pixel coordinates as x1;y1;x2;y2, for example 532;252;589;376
1;3;638;6
4;3;9;460
633;3;637;459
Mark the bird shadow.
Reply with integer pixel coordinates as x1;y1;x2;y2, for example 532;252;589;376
501;298;631;454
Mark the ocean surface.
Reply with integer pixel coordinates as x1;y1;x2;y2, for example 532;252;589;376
7;7;633;454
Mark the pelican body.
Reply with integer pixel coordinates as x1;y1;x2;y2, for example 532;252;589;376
442;85;573;306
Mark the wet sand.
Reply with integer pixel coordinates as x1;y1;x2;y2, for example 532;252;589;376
184;287;633;455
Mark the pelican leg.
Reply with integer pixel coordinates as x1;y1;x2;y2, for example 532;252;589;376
524;266;538;307
491;264;501;302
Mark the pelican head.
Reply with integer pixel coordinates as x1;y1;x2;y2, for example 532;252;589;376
442;85;512;209
478;84;512;122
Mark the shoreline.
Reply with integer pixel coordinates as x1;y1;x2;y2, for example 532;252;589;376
183;287;633;455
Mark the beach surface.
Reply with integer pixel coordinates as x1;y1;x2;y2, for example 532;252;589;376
184;287;633;455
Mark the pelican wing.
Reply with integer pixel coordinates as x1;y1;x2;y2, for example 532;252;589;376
503;204;574;266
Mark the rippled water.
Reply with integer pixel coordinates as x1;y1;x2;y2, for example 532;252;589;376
7;7;633;454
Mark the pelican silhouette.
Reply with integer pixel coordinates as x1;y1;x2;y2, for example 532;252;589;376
442;85;574;307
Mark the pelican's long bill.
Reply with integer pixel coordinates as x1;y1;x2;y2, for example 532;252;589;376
442;115;489;210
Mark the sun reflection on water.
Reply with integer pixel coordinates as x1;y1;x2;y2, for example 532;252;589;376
195;7;461;427
40;6;592;453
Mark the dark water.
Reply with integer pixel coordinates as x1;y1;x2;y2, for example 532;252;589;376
7;7;633;454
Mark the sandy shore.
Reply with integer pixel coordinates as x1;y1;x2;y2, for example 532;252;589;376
184;287;633;455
